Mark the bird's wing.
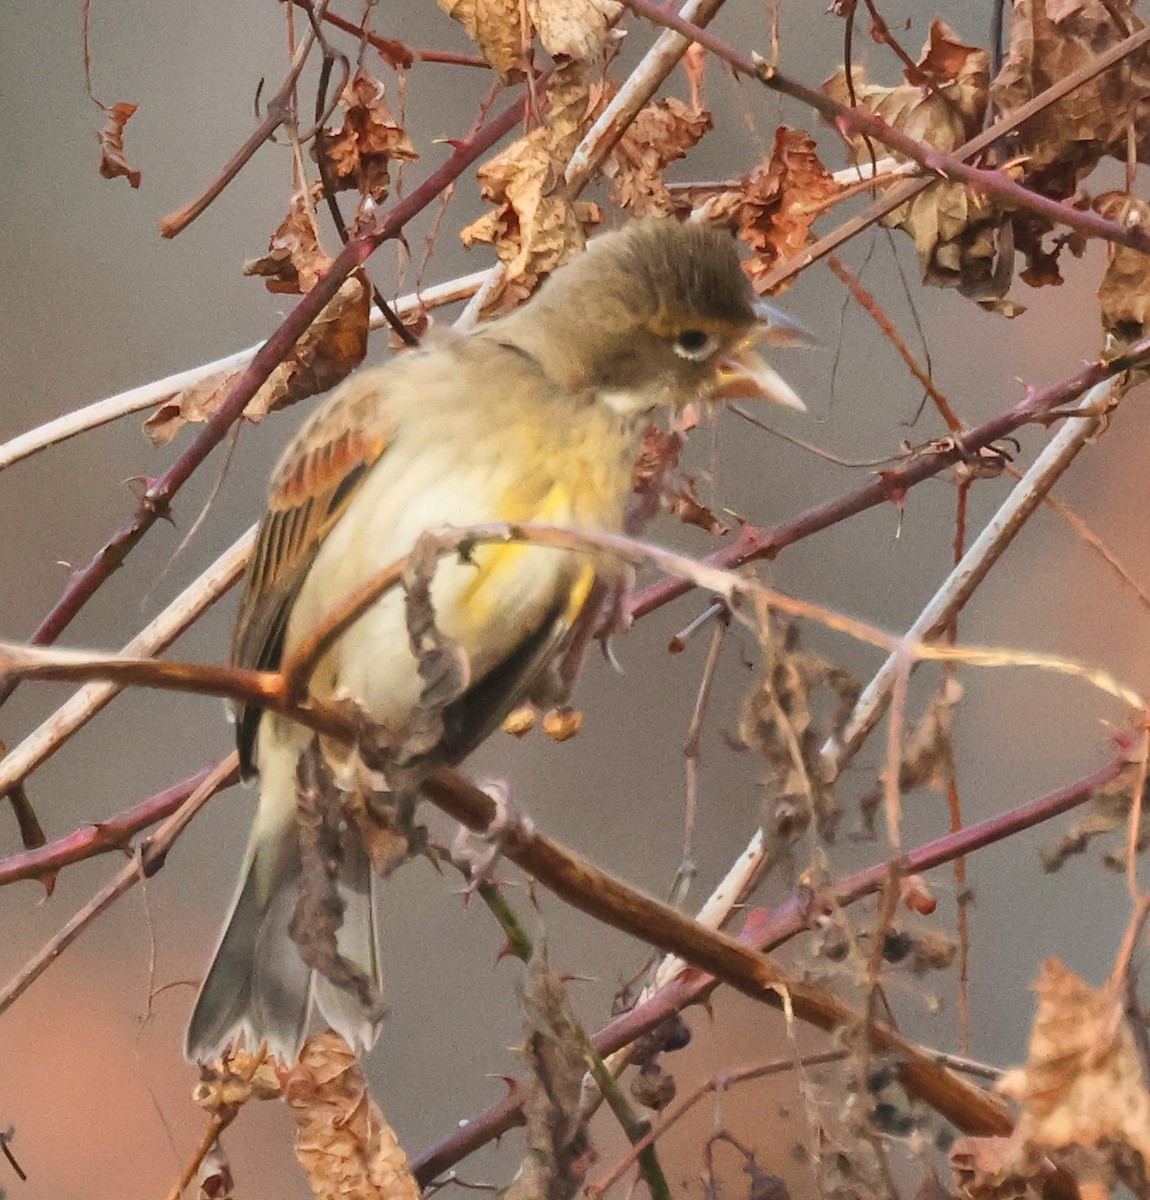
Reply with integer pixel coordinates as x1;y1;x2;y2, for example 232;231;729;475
233;369;394;774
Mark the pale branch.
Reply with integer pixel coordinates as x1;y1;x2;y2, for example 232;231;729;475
0;762;238;888
411;755;1122;1185
0;273;490;475
828;377;1124;772
2;92;526;683
630;329;1150;619
0;528;253;798
564;0;729;186
622;0;1150;256
0;755;238;1018
456;0;731;327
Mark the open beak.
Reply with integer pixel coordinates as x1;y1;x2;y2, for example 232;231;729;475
713;300;815;411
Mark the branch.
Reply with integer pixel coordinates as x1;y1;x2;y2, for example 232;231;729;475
0;528;252;798
0;272;491;475
621;0;1150;255
630;332;1150;620
412;756;1123;1184
419;769;1015;1139
828;377;1123;770
2;93;525;694
0;762;238;888
0;756;237;1018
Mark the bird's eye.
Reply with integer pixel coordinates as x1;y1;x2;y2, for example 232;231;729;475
673;329;718;362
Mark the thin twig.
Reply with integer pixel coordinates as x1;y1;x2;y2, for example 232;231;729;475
0;763;237;889
630;332;1150;621
0;756;237;1018
159;17;322;238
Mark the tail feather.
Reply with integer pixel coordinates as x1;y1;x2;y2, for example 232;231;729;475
186;721;384;1062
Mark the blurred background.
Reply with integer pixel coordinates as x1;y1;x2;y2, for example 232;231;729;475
1;2;1148;1198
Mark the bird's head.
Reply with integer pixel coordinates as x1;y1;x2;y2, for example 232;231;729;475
492;218;809;417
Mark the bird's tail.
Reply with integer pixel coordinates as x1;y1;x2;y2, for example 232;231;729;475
185;724;383;1063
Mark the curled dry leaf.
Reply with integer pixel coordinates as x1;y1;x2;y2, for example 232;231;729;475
437;0;527;80
695;127;838;294
245;192;332;296
823;20;1008;297
97;100;141;188
998;959;1150;1161
1095;192;1150;343
145;271;370;444
526;0;621;63
320;70;418;203
505;963;594;1200
461;63;602;310
284;1032;420;1200
988;0;1150;290
196;1141;235;1200
604;97;712;217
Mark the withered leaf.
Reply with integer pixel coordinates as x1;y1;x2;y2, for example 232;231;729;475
460;63;602;311
145;270;370;444
605;97;712;217
437;0;526;80
738;127;837;292
998;959;1150;1162
284;1032;421;1200
244;192;331;296
825;20;988;156
505;963;594;1200
320;71;418;203
527;0;621;63
1095;192;1150;343
97;101;141;188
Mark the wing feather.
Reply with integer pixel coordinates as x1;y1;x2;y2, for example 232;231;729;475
233;369;394;774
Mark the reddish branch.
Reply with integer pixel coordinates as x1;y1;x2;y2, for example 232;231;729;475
0;762;238;888
0;93;526;712
410;755;1125;1184
630;330;1150;620
621;0;1150;255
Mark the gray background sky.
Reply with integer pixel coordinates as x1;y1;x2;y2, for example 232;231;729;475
2;3;1148;1198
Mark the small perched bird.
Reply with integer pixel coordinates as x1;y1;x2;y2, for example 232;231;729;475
185;218;806;1063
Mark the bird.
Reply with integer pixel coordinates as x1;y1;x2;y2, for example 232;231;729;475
185;217;807;1064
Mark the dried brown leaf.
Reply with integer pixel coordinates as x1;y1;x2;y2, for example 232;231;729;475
145;270;370;443
1095;192;1150;342
949;1129;1041;1199
321;71;418;203
526;0;621;62
505;964;594;1200
998;959;1150;1161
461;63;602;310
97;101;141;188
284;1032;421;1200
604;97;712;216
898;677;962;792
245;192;332;296
740;127;838;292
991;0;1150;187
437;0;526;80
